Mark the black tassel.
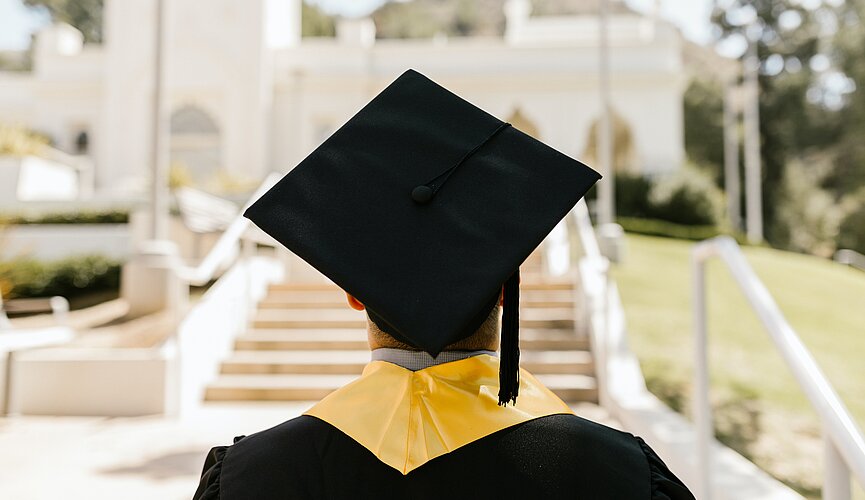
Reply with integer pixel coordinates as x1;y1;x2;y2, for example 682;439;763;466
498;269;520;406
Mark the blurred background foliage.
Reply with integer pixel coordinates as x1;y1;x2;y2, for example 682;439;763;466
302;0;865;257
0;254;120;301
23;0;103;43
13;0;865;257
702;0;865;255
0;124;49;156
0;210;129;225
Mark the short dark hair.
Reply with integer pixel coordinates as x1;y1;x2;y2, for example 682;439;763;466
367;303;501;351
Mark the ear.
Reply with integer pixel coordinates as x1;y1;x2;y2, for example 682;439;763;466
346;292;366;311
499;273;520;306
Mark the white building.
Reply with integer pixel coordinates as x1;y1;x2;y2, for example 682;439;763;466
0;0;686;197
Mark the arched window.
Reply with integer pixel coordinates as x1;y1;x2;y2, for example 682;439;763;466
582;112;638;173
506;107;540;139
74;130;89;154
170;106;222;184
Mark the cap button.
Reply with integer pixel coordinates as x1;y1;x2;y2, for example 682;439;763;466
411;185;434;204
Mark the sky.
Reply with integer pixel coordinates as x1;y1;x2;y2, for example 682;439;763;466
0;0;715;51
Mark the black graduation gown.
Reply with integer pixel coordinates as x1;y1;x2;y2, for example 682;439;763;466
193;413;695;499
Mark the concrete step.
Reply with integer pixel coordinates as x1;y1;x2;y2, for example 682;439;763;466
205;373;597;403
251;308;574;330
267;283;343;292
251;309;577;322
252;308;367;329
259;290;577;310
257;299;575;310
257;301;575;310
222;350;369;374
258;290;349;309
518;282;575;291
521;350;595;374
234;329;589;351
539;374;599;403
221;349;594;376
235;329;368;351
206;374;354;401
262;289;575;301
267;281;575;294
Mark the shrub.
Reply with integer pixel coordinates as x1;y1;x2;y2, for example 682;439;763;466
615;173;655;219
837;199;865;255
587;168;724;228
0;254;121;300
773;159;847;256
169;163;194;189
0;125;49;156
617;217;723;241
0;210;129;225
648;167;724;226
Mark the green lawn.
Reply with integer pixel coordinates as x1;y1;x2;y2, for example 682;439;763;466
611;233;865;497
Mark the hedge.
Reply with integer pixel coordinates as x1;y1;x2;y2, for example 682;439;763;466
0;210;129;225
617;217;723;241
0;254;121;300
586;169;724;227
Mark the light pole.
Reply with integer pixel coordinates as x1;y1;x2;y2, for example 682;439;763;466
723;76;742;232
597;0;615;227
121;0;184;318
743;35;763;244
150;0;169;240
594;0;626;263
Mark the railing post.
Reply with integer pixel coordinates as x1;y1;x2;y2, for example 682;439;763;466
692;249;713;500
824;433;852;500
596;258;611;409
2;351;14;416
242;238;256;328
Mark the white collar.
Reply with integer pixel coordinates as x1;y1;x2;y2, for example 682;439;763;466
370;347;498;371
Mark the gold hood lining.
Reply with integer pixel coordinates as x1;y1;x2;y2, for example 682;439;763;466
305;354;573;474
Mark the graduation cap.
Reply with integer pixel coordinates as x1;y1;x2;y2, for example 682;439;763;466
244;69;600;406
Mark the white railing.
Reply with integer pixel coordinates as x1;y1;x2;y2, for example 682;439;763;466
164;172;284;416
43;146;95;199
1;295;74;416
692;236;865;500
570;200;613;407
173;254;282;416
570;205;808;498
834;249;865;272
175;172;281;286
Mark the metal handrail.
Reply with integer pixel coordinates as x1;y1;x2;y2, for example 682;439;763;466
175;172;280;286
835;249;865;272
573;199;603;261
692;236;865;500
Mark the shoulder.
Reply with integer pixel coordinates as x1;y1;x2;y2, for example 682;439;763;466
499;414;695;499
226;414;335;475
515;413;645;458
193;415;334;500
232;413;334;454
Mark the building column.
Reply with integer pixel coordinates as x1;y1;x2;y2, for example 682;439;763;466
723;78;742;233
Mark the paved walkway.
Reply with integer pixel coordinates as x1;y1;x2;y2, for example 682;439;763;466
0;403;310;500
0;402;615;499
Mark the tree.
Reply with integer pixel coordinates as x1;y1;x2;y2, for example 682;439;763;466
24;0;104;43
823;0;865;199
711;0;836;247
25;1;340;42
371;0;505;39
302;2;335;37
683;78;725;186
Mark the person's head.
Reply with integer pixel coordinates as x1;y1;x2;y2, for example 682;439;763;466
345;291;502;352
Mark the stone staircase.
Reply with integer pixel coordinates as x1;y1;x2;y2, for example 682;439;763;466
205;280;598;403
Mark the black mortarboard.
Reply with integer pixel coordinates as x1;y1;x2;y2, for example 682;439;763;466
244;69;600;405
